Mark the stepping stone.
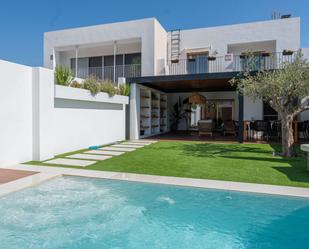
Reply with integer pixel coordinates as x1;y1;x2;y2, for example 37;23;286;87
130;140;157;144
85;150;124;156
45;158;96;167
114;144;144;149
122;142;151;146
67;154;112;161
101;146;136;152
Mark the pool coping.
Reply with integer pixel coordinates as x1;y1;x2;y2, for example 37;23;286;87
1;164;309;198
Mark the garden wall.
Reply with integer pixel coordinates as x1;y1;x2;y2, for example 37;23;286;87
0;60;128;166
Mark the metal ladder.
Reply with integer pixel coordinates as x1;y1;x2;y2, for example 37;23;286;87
170;29;180;62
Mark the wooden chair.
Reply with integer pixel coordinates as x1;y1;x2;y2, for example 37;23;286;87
198;120;214;136
223;121;236;136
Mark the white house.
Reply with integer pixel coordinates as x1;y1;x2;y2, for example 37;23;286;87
44;16;309;142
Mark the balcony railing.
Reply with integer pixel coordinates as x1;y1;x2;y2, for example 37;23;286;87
167;52;296;75
73;64;141;82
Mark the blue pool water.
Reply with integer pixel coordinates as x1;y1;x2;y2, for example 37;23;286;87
1;177;309;249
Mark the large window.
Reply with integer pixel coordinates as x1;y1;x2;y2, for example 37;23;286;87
187;53;208;74
263;102;278;121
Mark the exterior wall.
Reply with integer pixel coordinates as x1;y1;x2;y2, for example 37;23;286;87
154;20;168;75
44;18;157;77
0;60;128;166
175;17;300;58
0;60;34;166
244;97;263;121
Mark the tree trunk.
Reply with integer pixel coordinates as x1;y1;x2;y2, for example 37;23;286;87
281;115;294;157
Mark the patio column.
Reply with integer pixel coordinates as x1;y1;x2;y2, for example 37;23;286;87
113;41;117;83
238;94;244;143
75;45;79;78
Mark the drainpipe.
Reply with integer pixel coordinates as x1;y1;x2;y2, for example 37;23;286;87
113;41;117;83
75;45;79;78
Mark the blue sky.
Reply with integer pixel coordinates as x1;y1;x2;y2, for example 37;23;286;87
0;0;308;66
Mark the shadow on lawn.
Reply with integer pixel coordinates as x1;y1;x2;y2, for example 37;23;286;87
181;143;272;158
182;142;309;184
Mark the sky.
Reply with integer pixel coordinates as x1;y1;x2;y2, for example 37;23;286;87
0;0;308;66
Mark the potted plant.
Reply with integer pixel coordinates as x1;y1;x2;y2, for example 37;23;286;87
208;56;216;61
261;52;271;57
283;49;293;56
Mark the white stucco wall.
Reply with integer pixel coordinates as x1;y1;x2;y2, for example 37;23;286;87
0;60;128;166
53;86;127;154
44;18;157;77
0;60;33;166
175;17;300;58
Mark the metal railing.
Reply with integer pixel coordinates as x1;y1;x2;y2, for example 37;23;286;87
168;52;296;75
73;64;141;82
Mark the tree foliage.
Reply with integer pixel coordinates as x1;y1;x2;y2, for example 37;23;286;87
230;50;309;156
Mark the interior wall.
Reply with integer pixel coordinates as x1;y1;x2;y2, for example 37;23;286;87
167;91;239;130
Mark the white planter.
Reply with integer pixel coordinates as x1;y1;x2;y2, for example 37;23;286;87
55;85;129;105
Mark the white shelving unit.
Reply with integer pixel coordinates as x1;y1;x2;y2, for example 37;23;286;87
160;94;167;133
139;87;168;138
140;88;151;137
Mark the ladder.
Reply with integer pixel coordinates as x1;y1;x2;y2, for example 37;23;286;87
170;29;180;62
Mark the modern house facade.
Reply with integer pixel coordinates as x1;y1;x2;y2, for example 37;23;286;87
44;17;309;141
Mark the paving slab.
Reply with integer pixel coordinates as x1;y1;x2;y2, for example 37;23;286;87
85;150;125;156
67;154;112;161
100;146;136;152
45;158;96;167
113;144;144;149
121;142;151;146
130;140;157;143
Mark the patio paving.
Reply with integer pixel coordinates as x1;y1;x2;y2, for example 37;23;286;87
0;168;38;184
84;150;125;156
45;158;96;167
67;154;112;161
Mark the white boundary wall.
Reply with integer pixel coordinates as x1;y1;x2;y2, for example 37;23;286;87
0;60;128;166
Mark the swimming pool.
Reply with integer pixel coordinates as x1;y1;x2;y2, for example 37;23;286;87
1;176;309;249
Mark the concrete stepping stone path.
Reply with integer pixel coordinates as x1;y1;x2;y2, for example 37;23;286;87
85;150;125;156
113;144;144;149
101;146;136;152
45;158;96;167
67;154;112;161
121;142;151;146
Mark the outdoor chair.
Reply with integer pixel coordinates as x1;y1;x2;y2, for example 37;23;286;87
269;120;281;141
299;121;309;141
223;121;237;136
252;120;270;141
198;120;214;136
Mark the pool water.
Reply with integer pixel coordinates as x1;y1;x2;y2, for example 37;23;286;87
1;176;309;249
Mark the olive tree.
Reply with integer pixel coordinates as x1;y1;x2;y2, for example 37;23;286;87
230;51;309;157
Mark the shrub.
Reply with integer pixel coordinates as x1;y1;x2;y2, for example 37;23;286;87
118;84;130;96
70;81;83;88
83;77;101;96
100;81;117;96
55;66;73;86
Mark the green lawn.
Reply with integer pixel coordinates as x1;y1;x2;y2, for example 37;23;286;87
27;141;309;188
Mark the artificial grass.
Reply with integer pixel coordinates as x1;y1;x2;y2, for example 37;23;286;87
27;141;309;188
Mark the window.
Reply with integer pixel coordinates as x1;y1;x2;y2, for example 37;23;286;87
125;53;141;65
263;102;278;121
104;55;124;66
89;57;102;68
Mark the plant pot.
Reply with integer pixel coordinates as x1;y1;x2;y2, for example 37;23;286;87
208;56;216;61
283;50;293;56
261;52;270;57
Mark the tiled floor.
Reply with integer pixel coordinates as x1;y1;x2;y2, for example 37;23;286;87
0;168;38;184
